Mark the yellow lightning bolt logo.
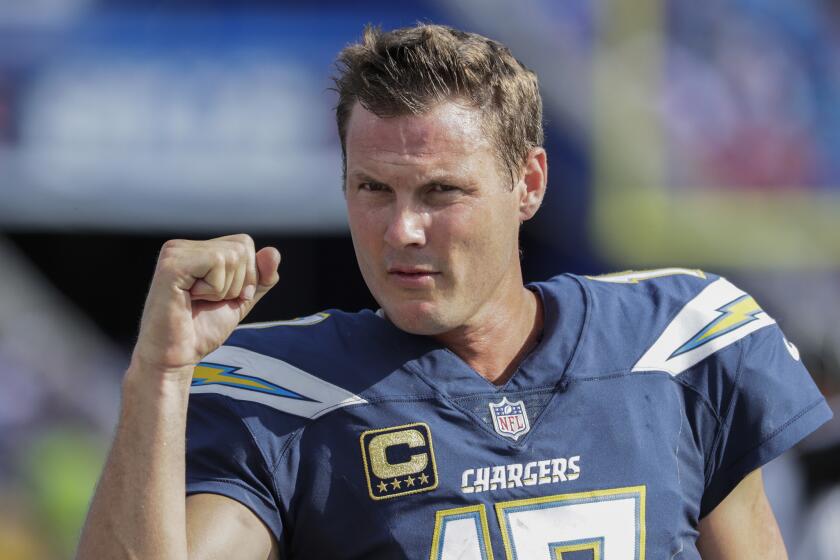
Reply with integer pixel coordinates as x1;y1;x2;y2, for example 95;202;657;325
192;362;315;401
670;295;763;359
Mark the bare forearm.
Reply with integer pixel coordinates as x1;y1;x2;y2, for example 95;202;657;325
77;235;280;559
77;360;193;560
697;469;787;559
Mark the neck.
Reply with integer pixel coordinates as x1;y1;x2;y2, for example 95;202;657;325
434;281;544;385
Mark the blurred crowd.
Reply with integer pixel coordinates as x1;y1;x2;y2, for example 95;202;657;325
664;0;840;190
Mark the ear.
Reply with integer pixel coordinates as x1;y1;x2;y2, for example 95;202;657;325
516;147;548;222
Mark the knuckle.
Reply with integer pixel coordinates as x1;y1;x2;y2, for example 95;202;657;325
158;239;183;261
230;242;247;258
234;233;254;247
210;250;227;268
235;235;256;260
228;247;243;265
161;238;184;251
156;249;181;271
236;248;252;268
156;255;177;276
157;253;176;268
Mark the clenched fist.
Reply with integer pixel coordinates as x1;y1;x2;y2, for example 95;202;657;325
131;234;280;378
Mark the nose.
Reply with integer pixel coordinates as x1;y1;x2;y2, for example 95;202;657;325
384;205;427;248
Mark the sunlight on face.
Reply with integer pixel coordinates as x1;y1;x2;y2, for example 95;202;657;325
344;101;524;335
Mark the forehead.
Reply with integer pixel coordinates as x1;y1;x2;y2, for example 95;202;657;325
344;101;493;172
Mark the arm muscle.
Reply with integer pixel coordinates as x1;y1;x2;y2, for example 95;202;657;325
697;468;787;559
187;494;279;560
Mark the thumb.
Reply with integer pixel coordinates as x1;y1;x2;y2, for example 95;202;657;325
252;246;281;304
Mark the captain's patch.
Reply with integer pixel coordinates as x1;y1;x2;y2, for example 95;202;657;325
360;423;438;501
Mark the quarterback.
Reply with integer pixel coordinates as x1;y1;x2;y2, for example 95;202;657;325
78;24;831;559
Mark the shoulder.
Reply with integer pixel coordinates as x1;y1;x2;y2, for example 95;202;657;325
577;267;713;311
568;268;830;518
191;309;374;421
190;307;433;422
570;268;777;376
225;308;372;358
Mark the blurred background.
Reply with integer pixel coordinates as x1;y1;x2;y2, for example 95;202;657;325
1;0;838;558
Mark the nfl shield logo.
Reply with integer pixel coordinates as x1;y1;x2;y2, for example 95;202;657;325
488;397;530;441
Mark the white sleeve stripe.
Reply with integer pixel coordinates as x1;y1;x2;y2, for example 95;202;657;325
191;345;366;419
235;312;330;329
586;268;706;283
632;278;776;376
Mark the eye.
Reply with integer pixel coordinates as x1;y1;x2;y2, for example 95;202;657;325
358;182;390;193
429;184;460;194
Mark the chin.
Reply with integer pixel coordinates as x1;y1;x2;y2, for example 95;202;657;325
381;299;455;336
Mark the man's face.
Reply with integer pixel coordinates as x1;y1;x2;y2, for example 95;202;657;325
344;101;525;335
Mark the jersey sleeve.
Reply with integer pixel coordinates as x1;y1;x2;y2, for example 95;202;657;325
619;273;834;517
700;322;833;517
185;392;284;543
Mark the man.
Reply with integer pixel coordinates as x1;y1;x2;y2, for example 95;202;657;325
78;24;831;559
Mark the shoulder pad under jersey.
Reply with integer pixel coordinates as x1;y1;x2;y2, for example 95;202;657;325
578;268;777;375
192;312;367;419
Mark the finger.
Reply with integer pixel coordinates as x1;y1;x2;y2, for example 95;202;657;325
156;239;212;291
212;234;257;301
237;247;281;322
220;245;239;297
241;236;258;301
225;258;247;300
189;278;217;299
189;249;228;301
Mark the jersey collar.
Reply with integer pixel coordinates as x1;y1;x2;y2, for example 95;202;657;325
374;274;588;397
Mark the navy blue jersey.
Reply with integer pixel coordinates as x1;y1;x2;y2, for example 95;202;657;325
185;269;832;559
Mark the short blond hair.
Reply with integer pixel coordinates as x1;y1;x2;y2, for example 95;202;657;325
333;23;544;184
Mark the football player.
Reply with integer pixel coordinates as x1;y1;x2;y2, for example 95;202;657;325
78;24;831;559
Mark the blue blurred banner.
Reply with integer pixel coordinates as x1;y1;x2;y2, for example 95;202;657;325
0;6;444;232
2;0;839;258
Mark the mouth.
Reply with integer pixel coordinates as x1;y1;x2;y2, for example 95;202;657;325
387;267;440;288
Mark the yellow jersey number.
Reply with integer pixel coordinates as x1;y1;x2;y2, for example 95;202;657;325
430;485;646;560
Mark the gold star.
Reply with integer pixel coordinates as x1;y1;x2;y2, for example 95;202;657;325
404;475;416;487
377;481;388;493
418;472;430;485
390;478;402;490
